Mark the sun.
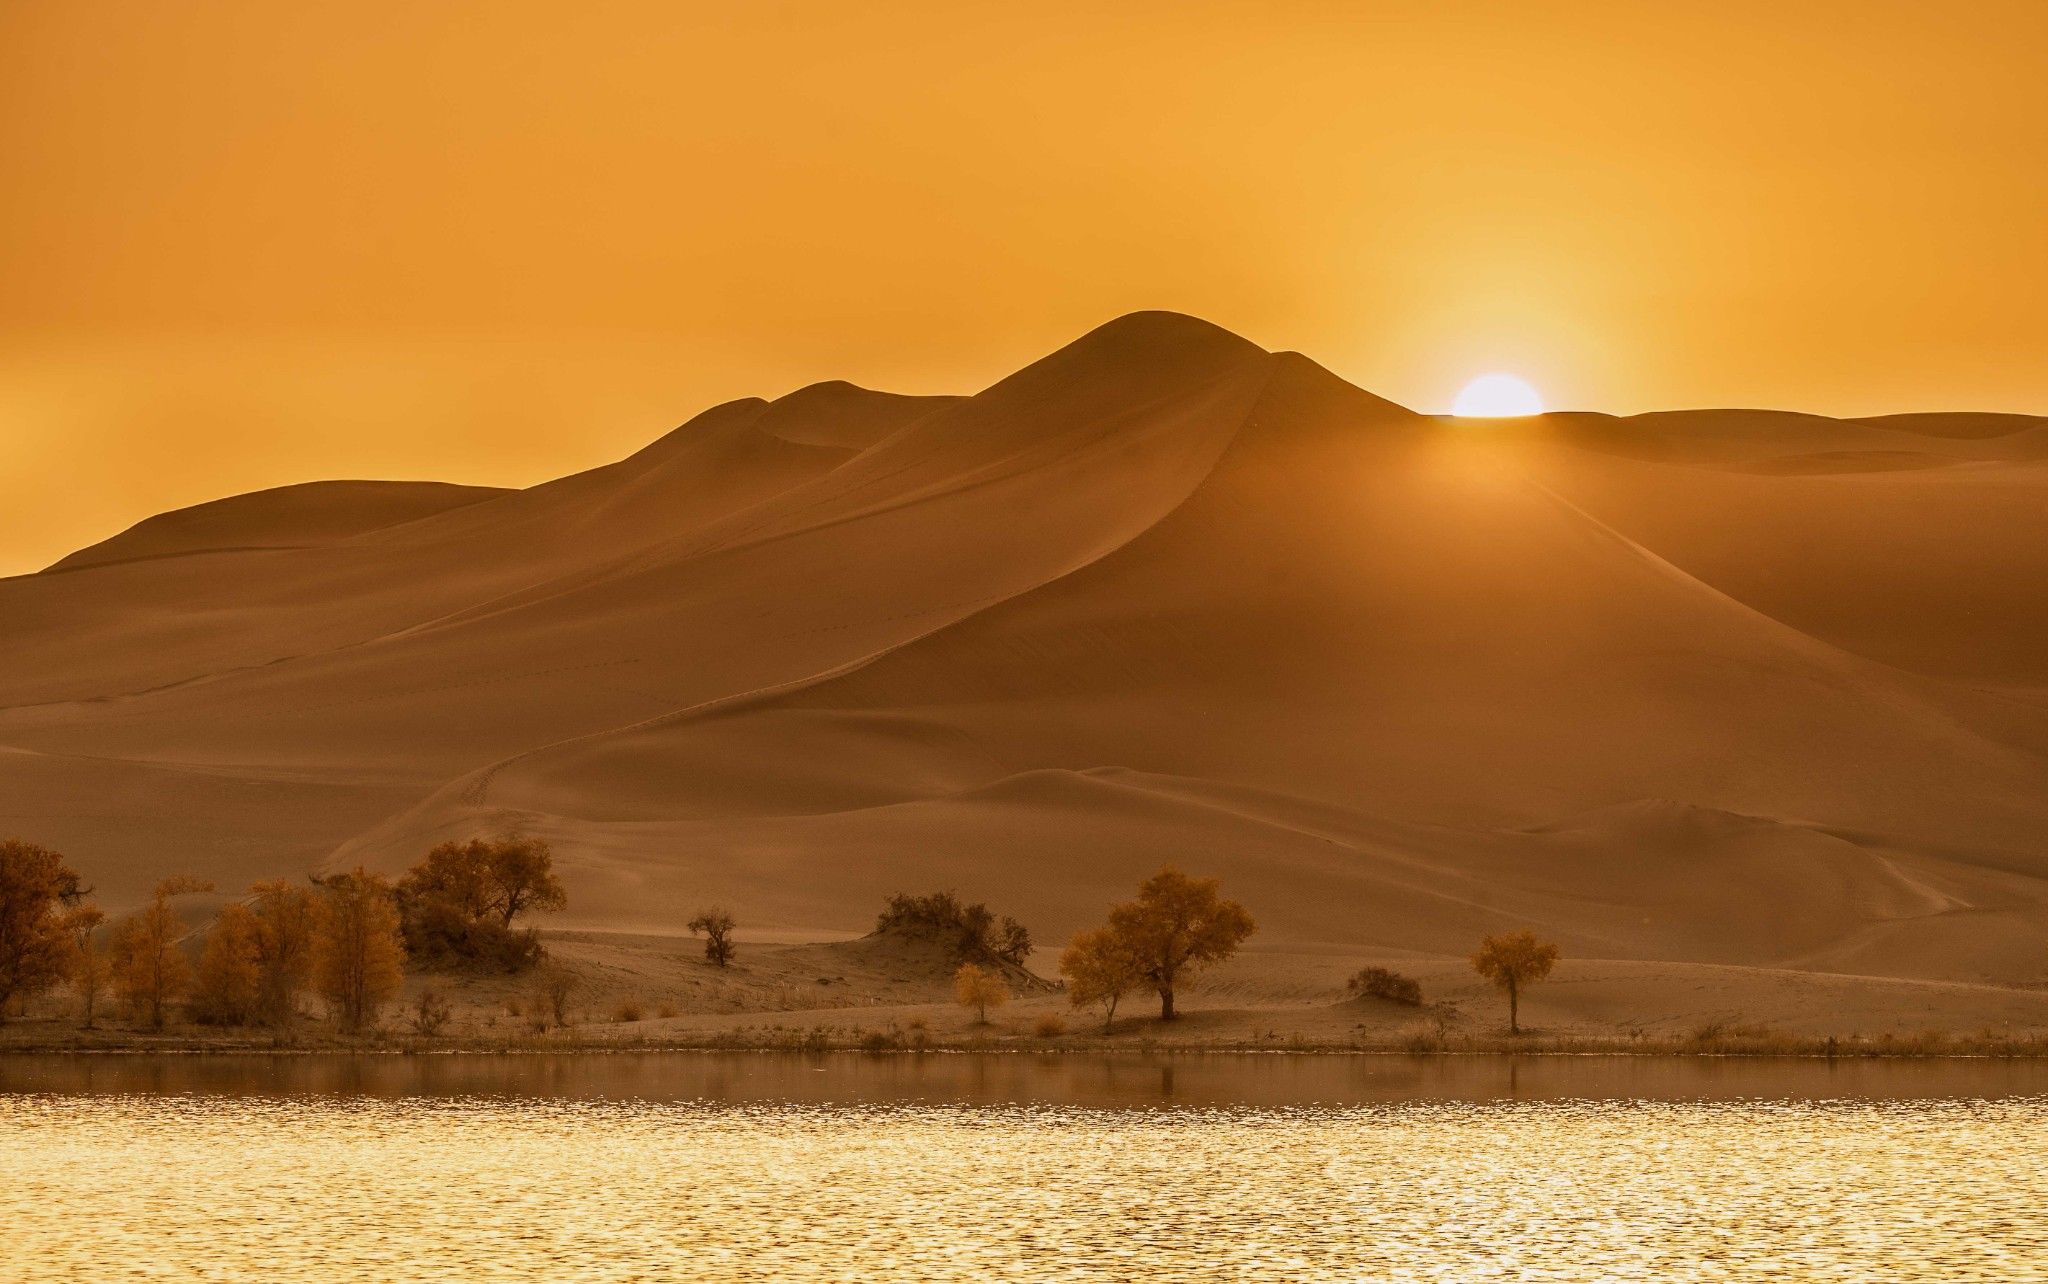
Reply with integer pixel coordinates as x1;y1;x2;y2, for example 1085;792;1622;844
1450;373;1544;418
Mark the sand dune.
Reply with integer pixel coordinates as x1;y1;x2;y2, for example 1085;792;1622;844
4;311;2046;997
46;479;510;573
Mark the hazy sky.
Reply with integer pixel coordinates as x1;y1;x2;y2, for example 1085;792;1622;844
3;1;2043;573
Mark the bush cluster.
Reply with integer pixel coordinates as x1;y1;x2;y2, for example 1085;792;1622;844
394;838;564;972
397;897;544;972
1346;965;1423;1006
874;891;1031;965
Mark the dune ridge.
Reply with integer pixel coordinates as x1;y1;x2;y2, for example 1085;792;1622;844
4;311;2046;997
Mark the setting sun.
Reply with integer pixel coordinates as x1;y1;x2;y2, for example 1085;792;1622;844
1451;373;1545;418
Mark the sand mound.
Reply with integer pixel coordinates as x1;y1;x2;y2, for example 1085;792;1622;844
46;479;508;573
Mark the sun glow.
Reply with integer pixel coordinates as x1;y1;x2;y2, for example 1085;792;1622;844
1450;373;1545;418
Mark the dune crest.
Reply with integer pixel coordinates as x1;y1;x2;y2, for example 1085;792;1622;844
3;311;2046;987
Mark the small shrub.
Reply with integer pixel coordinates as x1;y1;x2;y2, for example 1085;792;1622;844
1347;966;1423;1006
408;989;453;1037
1032;1012;1067;1038
612;1000;644;1024
531;967;579;1029
859;1027;903;1052
1400;1021;1446;1054
657;1002;679;1019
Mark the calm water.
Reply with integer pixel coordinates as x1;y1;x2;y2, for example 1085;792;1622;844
4;1054;2047;1281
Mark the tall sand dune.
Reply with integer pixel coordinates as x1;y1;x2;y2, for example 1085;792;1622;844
4;311;2046;988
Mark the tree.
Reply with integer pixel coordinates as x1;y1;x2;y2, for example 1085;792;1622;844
482;838;568;928
190;903;262;1025
313;868;406;1032
1101;867;1255;1020
1470;931;1560;1034
247;880;321;1027
0;839;87;1023
994;919;1033;968
953;962;1010;1024
394;837;564;970
111;876;211;1029
1059;926;1144;1032
687;908;737;967
66;903;109;1028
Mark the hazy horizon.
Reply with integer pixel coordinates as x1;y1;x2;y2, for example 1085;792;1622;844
20;309;2044;579
4;0;2045;572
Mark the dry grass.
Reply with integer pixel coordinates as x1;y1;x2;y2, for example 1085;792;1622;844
12;1013;2048;1058
12;927;2048;1058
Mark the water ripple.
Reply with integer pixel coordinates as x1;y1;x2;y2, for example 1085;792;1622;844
4;1093;2045;1280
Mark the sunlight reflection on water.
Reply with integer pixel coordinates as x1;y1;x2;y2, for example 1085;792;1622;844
3;1058;2046;1281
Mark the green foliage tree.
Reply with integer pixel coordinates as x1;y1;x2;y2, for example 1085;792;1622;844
1470;931;1560;1034
0;839;86;1023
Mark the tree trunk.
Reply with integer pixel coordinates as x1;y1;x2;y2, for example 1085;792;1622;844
149;951;166;1029
1103;994;1119;1033
1508;977;1519;1034
1158;985;1176;1020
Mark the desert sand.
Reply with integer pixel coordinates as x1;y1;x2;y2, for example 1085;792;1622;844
4;311;2047;1039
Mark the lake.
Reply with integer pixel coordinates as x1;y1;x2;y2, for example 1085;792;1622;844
4;1053;2046;1280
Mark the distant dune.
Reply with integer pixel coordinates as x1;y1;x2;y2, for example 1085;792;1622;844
45;479;510;573
4;311;2046;991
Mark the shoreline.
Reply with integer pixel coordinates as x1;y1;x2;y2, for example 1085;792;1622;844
9;1030;2048;1060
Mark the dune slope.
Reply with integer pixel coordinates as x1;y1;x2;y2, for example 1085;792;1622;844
4;312;2046;991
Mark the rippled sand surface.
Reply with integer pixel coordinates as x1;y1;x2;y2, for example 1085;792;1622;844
5;1059;2047;1282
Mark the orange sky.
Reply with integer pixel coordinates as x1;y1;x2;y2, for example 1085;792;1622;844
3;1;2044;574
